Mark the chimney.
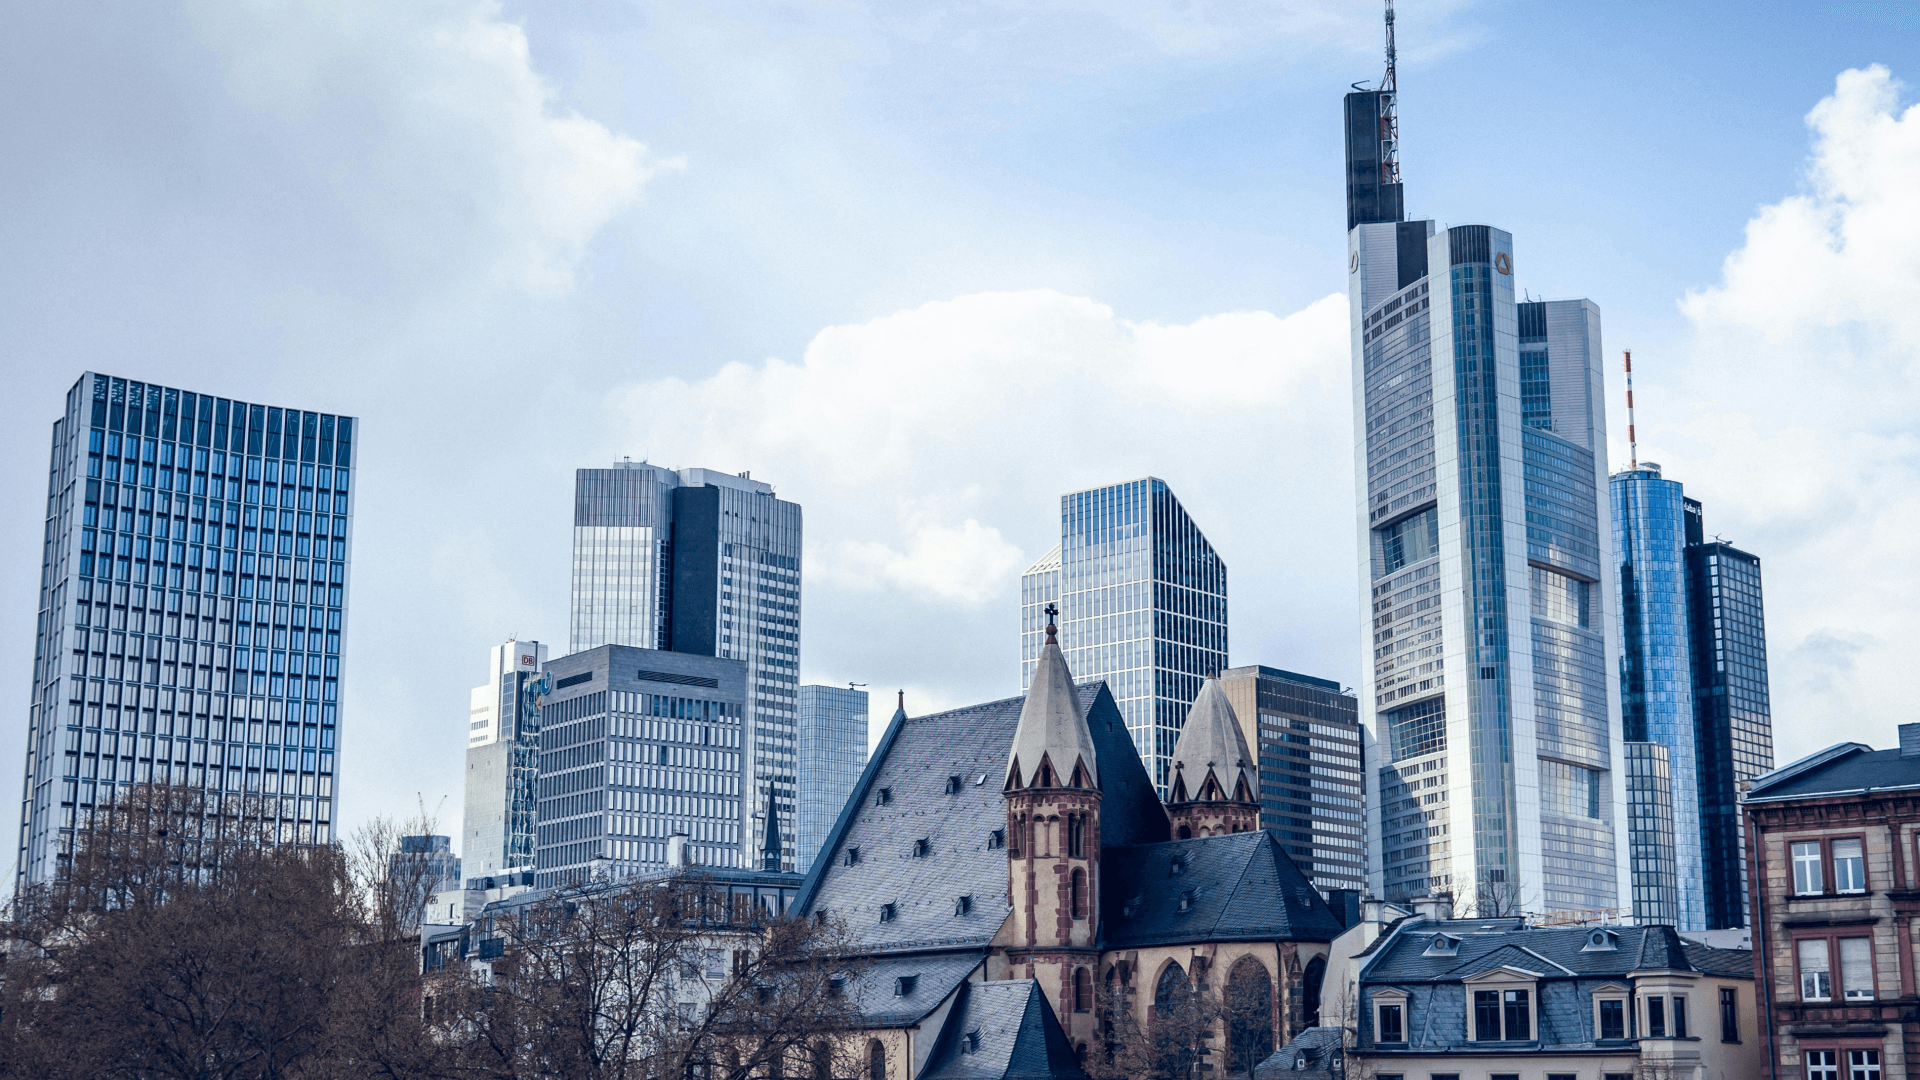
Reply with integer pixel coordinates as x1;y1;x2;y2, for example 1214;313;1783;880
1901;724;1920;758
1411;894;1454;922
666;833;692;869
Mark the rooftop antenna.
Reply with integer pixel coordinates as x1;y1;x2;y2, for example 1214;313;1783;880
1380;0;1401;190
1623;351;1638;469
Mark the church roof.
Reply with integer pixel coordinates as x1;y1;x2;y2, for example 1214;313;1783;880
920;979;1090;1080
1006;634;1097;789
1166;678;1254;804
844;952;987;1028
1100;830;1344;947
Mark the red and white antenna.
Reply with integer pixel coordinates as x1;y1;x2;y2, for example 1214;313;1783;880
1623;350;1638;469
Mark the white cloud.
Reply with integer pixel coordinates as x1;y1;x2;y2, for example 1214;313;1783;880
184;0;671;294
1665;65;1920;759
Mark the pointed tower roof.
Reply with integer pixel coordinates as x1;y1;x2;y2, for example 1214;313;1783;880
1006;606;1098;790
762;784;784;871
1167;678;1256;804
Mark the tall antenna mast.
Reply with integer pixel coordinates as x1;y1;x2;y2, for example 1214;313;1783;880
1379;0;1401;188
1624;350;1639;469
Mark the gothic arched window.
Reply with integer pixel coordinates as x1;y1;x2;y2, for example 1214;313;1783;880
867;1040;886;1080
1225;956;1275;1073
1074;967;1093;1012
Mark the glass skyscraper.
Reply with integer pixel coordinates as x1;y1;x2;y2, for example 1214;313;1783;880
1348;153;1629;910
18;373;353;887
1611;463;1704;929
794;683;868;874
1020;477;1226;795
1684;499;1773;929
569;463;803;870
462;638;548;886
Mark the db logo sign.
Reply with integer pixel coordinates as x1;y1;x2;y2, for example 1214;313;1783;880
521;655;536;667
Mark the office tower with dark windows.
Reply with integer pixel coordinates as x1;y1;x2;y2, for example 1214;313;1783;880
1216;665;1365;895
794;683;868;874
17;373;354;888
463;638;548;886
569;462;803;871
1611;463;1703;928
1684;501;1773;928
1019;477;1226;796
534;645;747;886
1347;128;1629;910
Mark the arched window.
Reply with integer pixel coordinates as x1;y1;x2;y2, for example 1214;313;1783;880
1071;868;1088;920
810;1043;832;1080
1074;966;1094;1012
1155;961;1189;1019
867;1039;886;1080
1302;955;1327;1029
1177;824;1192;840
1225;956;1275;1073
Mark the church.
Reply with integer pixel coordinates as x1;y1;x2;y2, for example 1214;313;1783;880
793;616;1345;1079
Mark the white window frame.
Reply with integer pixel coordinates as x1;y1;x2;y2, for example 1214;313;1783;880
1464;968;1539;1043
1591;983;1630;1041
1793;841;1825;896
1372;988;1409;1045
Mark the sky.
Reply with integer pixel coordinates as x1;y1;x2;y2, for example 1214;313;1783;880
1;0;1917;856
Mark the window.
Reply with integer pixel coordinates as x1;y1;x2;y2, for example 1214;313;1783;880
868;1040;886;1080
894;975;918;996
1840;938;1874;1001
1547;1074;1577;1080
1805;1051;1837;1080
912;838;930;858
1672;995;1687;1038
1502;990;1531;1041
988;828;1006;850
879;903;897;923
1646;996;1666;1038
876;787;893;807
1431;1075;1459;1080
1378;1003;1404;1043
1719;987;1739;1042
1605;1074;1634;1080
1071;868;1088;919
1847;1049;1881;1080
1474;991;1502;1041
1794;841;1825;895
1074;967;1093;1012
1799;939;1832;1001
1833;839;1866;894
1599;998;1626;1040
1490;1074;1519;1080
1068;814;1085;857
945;775;963;794
845;846;861;866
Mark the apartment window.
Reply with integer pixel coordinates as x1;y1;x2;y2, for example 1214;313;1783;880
1646;996;1667;1038
1798;939;1833;1001
1805;1054;1836;1080
1431;1074;1459;1080
1599;997;1627;1040
1847;1049;1881;1080
1606;1074;1634;1080
1794;841;1824;895
1547;1074;1577;1080
1833;839;1867;894
1719;987;1740;1042
1472;987;1531;1041
1378;1003;1404;1043
1490;1074;1519;1080
1503;990;1531;1041
1840;938;1874;1000
1474;991;1502;1040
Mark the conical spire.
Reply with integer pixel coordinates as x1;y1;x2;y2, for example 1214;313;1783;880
1167;677;1255;804
1006;605;1098;790
762;785;783;872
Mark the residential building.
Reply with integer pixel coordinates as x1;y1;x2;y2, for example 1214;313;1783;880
1319;897;1759;1080
1217;665;1365;896
1744;725;1920;1080
1019;477;1227;796
568;462;803;871
17;373;354;887
794;683;869;874
534;645;748;886
1347;84;1629;914
794;622;1345;1079
463;637;548;886
1684;498;1774;930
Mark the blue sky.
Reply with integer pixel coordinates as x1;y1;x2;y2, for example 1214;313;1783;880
1;0;1916;850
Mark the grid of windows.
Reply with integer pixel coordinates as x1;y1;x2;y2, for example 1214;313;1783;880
795;685;868;874
1624;741;1680;924
19;374;351;888
1225;667;1363;895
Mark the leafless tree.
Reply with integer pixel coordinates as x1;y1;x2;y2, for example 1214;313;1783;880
1090;969;1223;1080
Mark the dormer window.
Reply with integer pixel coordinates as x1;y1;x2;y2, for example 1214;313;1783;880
876;787;893;806
1177;888;1198;912
1423;934;1461;957
946;775;963;794
895;974;918;996
956;894;974;916
845;847;862;866
879;902;897;923
1122;895;1142;919
974;774;987;786
1170;853;1189;877
988;828;1006;850
1583;929;1619;952
963;1030;981;1054
913;838;931;858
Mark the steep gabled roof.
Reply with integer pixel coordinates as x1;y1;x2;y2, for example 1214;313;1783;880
1166;678;1256;804
921;979;1090;1080
1007;633;1098;790
1100;830;1343;948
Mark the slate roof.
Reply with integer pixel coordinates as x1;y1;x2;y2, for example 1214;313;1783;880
920;979;1090;1080
845;952;987;1028
795;682;1167;950
1166;678;1255;804
1365;923;1748;983
1747;742;1920;802
1254;1027;1344;1080
1100;830;1343;948
1008;636;1100;789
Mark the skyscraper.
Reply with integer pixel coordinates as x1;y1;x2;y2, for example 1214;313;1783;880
1683;501;1773;929
535;645;748;885
463;638;548;886
569;463;803;870
1216;665;1365;896
18;374;354;887
1346;76;1629;912
1019;477;1227;795
794;683;868;874
1611;463;1703;929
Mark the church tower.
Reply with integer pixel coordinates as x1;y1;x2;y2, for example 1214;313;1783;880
1165;677;1261;838
1002;605;1102;1047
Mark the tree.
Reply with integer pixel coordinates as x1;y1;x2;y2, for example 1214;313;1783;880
1090;961;1223;1080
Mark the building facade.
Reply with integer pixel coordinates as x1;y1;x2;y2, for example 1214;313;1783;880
794;683;868;874
17;373;354;887
569;462;804;871
1217;664;1365;896
1744;727;1920;1080
1019;476;1227;796
1684;499;1773;930
463;638;549;886
534;645;748;885
1347;100;1629;913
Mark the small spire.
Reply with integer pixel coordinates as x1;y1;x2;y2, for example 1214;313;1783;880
897;689;905;711
762;785;783;872
1007;615;1098;791
1044;602;1059;646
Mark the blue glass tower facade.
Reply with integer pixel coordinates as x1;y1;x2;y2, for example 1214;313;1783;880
1611;463;1704;929
18;373;353;887
794;684;868;874
1020;477;1226;795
